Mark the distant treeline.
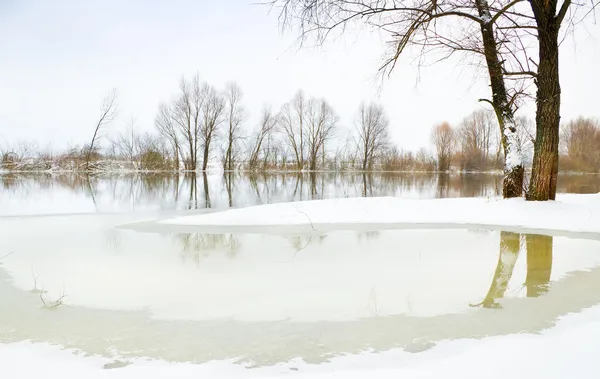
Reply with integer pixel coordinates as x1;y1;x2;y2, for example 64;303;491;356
1;76;599;174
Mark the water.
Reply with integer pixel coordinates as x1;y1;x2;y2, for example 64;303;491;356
1;172;600;367
1;172;599;216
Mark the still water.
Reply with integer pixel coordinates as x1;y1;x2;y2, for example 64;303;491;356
1;172;600;367
1;172;600;216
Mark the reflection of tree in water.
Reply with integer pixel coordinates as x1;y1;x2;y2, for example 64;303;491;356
202;172;211;209
473;232;553;308
178;233;239;264
223;172;235;207
472;232;521;308
435;173;501;198
557;174;600;194
356;230;380;242
525;234;553;297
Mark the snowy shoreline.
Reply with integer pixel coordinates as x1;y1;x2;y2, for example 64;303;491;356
160;193;600;235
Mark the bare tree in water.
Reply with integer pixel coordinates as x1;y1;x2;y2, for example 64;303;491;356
86;89;118;170
355;102;390;171
199;84;225;171
279;90;307;170
223;82;246;171
430;122;455;172
305;98;338;171
173;75;203;171
155;103;182;170
249;106;278;170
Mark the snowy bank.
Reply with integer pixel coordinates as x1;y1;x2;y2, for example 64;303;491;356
160;193;600;235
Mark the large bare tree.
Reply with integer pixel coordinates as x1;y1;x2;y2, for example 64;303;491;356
355;102;390;171
223;82;246;171
86;89;118;170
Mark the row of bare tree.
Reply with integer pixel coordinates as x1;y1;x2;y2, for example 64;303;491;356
559;117;600;173
431;109;535;172
1;94;597;174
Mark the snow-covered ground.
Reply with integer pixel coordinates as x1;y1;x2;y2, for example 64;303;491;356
161;193;600;235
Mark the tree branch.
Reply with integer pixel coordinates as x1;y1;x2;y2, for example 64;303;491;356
490;0;525;25
556;0;572;25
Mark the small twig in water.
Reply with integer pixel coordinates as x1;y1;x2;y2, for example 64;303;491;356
276;235;314;264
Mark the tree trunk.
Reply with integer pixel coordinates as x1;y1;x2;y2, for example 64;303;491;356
476;0;524;198
202;142;210;172
526;2;561;201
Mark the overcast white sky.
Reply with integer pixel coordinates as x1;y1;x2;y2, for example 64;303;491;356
0;0;599;152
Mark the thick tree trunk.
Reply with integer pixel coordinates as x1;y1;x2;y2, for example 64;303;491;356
526;2;561;201
476;0;524;198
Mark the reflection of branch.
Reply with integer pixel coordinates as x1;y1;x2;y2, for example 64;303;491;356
276;235;313;264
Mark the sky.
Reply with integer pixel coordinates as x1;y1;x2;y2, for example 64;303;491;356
0;0;599;153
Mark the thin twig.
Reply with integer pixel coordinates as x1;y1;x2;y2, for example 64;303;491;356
290;203;317;232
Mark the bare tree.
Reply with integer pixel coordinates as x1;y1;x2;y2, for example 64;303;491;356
249;106;278;170
559;117;600;172
172;75;203;171
431;122;456;171
456;109;498;170
86;89;118;169
279;90;307;170
355;102;390;171
155;103;182;170
199;84;225;171
305;98;338;171
223;82;246;171
114;116;139;168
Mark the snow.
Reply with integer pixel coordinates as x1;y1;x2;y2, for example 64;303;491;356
503;117;523;169
160;193;600;235
3;304;600;378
